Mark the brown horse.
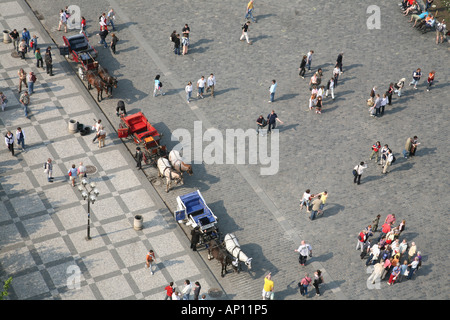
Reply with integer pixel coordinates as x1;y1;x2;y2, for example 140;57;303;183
86;70;108;102
97;64;117;96
207;239;238;277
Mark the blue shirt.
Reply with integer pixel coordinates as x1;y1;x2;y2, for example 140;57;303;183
270;83;277;93
418;12;429;19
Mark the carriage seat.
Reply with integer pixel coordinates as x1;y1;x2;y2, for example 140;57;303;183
69;37;89;52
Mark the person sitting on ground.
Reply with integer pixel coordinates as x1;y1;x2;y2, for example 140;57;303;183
411;11;430;28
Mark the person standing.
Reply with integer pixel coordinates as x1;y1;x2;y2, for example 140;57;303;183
21;28;31;47
27;72;36;95
299;273;312;296
262;272;274;300
197;76;206;99
29;35;38;54
356;230;367;252
35;48;43;68
145;249;156;275
5;131;14;156
435;18;446;44
380;93;388;116
182;280;192;300
45;47;53;76
299;189;312;212
407;257;420;280
19;91;30;118
240;21;252;44
80;16;88;36
77;162;87;181
18;39;27;59
409;68;422;89
326;77;335;100
135;147;143;170
206;73;216;98
9;29;20;52
0;92;7;112
110;33;119;54
332;64;340;87
387;83;395;105
427;71;435;92
44;158;54;182
369;141;381;163
407;242;417;264
353;161;367;185
306;50;314;71
174;33;181;55
299;55;307;78
409;136;420;157
185;81;193;103
379;144;389;166
268;79;277;103
312;270;324;296
181;32;189;55
18;69;28;93
403;136;418;158
310;194;322;220
68;164;78;187
92;119;102;143
98;26;109;48
317;191;328;215
164;282;174;300
193;281;201;300
16;127;25;151
116;100;127;116
245;0;256;23
295;241;312;266
336;52;344;73
373;94;381;117
256;115;266;136
154;75;164;97
190;226;201;251
266;110;283;134
388;262;401;285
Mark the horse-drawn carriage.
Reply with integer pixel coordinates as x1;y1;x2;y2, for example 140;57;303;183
118;111;167;166
175;190;220;245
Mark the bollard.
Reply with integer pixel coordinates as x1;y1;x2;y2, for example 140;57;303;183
68;119;78;133
3;30;11;44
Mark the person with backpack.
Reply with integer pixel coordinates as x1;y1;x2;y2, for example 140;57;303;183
298;273;312;296
356;230;367;252
435;18;446;44
353;161;367;185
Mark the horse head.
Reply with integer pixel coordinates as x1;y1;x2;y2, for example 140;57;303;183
245;257;253;270
111;77;118;88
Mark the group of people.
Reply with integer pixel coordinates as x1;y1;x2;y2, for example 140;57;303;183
170;24;191;55
4;128;25;156
184;74;216;102
302;52;343;114
400;0;447;44
357;214;422;285
299;189;329;221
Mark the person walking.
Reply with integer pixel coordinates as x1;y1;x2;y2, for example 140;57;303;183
245;0;256;23
45;47;53;76
135;147;143;170
266;110;283;134
317;191;328;215
197;76;206;99
193;282;201;300
154;75;164;97
427;70;435;92
262;272;274;300
268;80;277;103
164;282;174;300
77;162;87;181
369;141;381;163
206;73;216;98
98;26;108;48
18;68;28;93
299;273;312;296
336;52;344;73
110;33;119;54
353;161;367;185
0;92;7;112
19;91;30;118
97;128;106;148
182;280;192;300
44;158;54;182
27;72;36;95
185;81;193;103
310;194;322;220
325;77;335;100
306;50;314;71
299;55;307;78
240;21;252;44
299;189;312;212
145;249;156;275
5;131;15;156
68;164;78;187
35;48;43;68
295;241;312;266
312;270;324;296
107;8;116;31
58;9;68;32
409;68;422;89
80;16;88;36
92;119;102;143
15;127;25;152
18;39;27;59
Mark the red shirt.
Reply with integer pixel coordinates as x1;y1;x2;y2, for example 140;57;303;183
381;223;391;234
165;285;174;296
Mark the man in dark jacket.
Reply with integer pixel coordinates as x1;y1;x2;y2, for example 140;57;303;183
190;226;201;251
98;26;109;48
45;47;53;76
135;147;143;170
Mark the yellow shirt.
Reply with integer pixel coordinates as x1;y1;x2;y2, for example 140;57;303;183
320;192;328;204
247;1;254;10
263;278;273;292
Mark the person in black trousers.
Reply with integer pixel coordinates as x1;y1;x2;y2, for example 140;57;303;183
135;147;143;169
299;55;307;78
190;226;201;251
336;52;344;73
116;100;127;116
45;47;53;76
353;161;367;185
110;33;119;54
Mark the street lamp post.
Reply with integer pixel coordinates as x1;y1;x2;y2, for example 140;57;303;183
78;178;99;241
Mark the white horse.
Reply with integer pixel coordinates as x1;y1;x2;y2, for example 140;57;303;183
224;233;252;271
157;157;182;192
169;150;193;176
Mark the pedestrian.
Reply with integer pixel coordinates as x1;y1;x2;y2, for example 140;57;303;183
372;214;381;232
18;68;28;93
27;72;36;95
332;64;340;87
164;282;174;300
360;239;372;260
107;8;116;31
369;141;381;163
245;0;256;23
312;270;324;296
295;240;312;266
379;144;389;166
268;80;277;103
45;47;53;76
409;136;420;157
185;81;193;103
5;131;14;156
145;249;156;275
299;189;312;212
435;18;446;44
182;23;190;38
99;13;107;31
353;161;367;185
197;76;206;99
380;93;388;116
98;26;108;48
44;158;53;182
387;83;395;105
240;21;252;44
58;9;68;32
373;94;381;117
174;33;181;55
299;55;307;78
80;16;88;36
384;213;396;225
18;39;27;59
92;119;102;143
110;33;119;54
77;162;87;182
326;77;335;100
182;280;192;300
394;78;405;97
154;75;164;97
9;29;20;52
29;35;38;54
266;110;283;134
193;281;201;300
398;260;409;283
407;257;419;280
317;191;328;215
365;243;381;266
35;48;43;68
135;147;143;170
315;96;323;114
15;127;25;151
262;272;274;300
380;258;392;280
68;164;78;187
299;273;312;296
403;136;418;158
181;32;189;55
398;239;408;261
0;92;7;112
306;50;314;71
256;115;267;136
356;230;367;251
21;28;31;46
409;68;422;89
310;194;322;220
407;242;417;263
19;91;30;118
190;226;201;251
206;73;216;98
116;100;127;116
427;70;435;92
336;52;344;73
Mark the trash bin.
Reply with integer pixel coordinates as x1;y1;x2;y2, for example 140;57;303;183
134;215;143;230
3;30;11;44
68;119;78;133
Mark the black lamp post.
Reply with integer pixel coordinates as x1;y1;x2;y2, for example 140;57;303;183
78;178;99;241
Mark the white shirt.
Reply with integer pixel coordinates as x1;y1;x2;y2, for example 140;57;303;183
182;283;192;295
185;84;192;93
381;97;388;106
333;67;340;76
387;153;394;163
302;192;311;201
207;76;216;87
5;134;14;145
60;12;67;22
354;164;367;175
16;129;25;140
297;244;312;256
197;78;206;88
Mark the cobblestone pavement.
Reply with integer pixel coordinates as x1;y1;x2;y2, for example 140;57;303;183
2;0;449;300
